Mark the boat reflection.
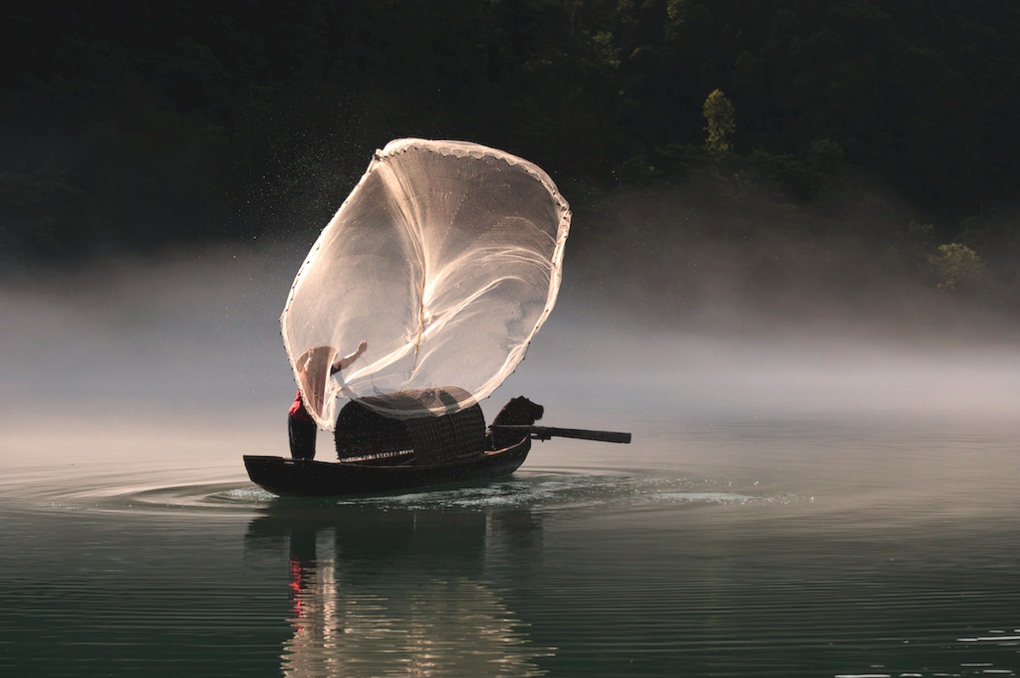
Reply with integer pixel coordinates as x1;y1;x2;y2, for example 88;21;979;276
245;501;551;677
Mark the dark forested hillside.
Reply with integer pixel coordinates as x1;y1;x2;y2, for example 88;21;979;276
3;1;1019;308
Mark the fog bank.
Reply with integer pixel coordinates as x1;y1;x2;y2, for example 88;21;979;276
2;243;1018;467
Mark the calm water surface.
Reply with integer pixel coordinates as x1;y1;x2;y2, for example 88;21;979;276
2;411;1018;677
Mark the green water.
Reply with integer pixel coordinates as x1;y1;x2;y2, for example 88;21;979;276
2;412;1018;677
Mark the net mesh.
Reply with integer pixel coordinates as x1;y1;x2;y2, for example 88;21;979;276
281;139;571;426
334;387;486;463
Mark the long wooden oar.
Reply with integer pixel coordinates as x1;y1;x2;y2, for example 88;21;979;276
490;425;632;444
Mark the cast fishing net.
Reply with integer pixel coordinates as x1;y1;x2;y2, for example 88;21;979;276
281;139;571;426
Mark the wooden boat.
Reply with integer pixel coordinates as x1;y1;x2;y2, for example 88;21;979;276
244;387;528;497
243;438;531;498
245;390;629;498
250;141;630;498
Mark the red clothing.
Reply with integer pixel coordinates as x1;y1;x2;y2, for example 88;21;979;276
288;362;341;425
289;389;314;424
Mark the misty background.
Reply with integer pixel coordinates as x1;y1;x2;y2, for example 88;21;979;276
3;2;1020;465
3;238;1018;469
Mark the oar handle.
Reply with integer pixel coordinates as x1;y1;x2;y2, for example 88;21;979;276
490;425;632;444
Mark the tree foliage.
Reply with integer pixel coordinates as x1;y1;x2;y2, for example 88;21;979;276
2;0;1019;311
703;89;735;152
931;243;990;293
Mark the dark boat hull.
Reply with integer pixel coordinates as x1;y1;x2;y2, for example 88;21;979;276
244;438;531;498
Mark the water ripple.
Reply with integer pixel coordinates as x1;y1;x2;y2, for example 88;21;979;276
5;463;790;518
293;470;785;513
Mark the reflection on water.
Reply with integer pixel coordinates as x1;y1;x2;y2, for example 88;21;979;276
248;504;550;676
5;246;1020;676
1;414;1019;677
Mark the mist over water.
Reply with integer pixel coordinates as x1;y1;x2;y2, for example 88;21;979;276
2;240;1019;466
3;242;1020;678
2;241;1018;460
1;247;291;464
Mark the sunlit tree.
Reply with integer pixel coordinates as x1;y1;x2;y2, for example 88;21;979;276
703;88;736;152
930;243;989;292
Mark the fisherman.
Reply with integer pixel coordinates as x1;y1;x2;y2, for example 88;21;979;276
289;341;367;460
